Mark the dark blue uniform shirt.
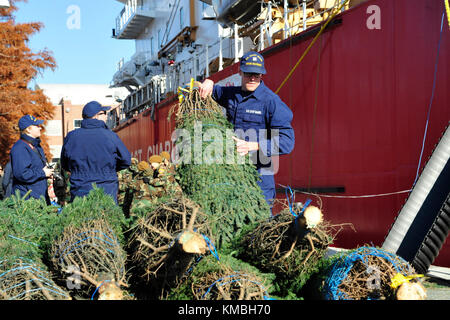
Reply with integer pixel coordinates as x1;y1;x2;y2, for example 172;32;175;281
10;134;49;202
212;81;295;205
2;161;13;198
61;118;131;203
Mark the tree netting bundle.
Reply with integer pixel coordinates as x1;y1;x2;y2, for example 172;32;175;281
170;87;271;249
0;193;70;300
50;219;127;300
321;246;426;300
168;253;276;300
0;256;70;300
234;200;335;296
49;188;129;300
127;194;214;298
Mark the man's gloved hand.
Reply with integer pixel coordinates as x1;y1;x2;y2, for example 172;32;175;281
199;79;214;99
232;136;259;156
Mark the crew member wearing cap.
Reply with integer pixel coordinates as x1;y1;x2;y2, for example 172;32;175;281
9;115;54;202
60;101;131;203
199;51;295;210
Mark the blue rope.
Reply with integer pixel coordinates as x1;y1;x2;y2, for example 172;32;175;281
3;277;67;298
0;265;43;280
91;280;111;300
284;186;312;220
323;246;413;300
7;235;39;247
201;234;220;261
413;10;445;186
285;186;297;217
0;261;70;299
58;240;117;264
53;229;117;259
185;255;204;275
54;229;118;260
201;273;271;300
294;198;312;228
9;287;69;300
298;198;312;216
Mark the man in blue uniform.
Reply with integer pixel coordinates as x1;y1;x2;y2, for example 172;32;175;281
199;51;295;208
61;101;131;203
10;115;54;203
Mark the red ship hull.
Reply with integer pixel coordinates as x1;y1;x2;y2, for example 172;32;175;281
114;0;450;266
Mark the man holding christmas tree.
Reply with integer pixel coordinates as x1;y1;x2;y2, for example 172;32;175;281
199;51;295;209
61;101;131;203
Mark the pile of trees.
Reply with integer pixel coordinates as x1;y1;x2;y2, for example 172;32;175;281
0;1;426;301
0;88;426;301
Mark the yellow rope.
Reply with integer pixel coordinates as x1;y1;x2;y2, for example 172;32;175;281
445;0;450;30
390;273;424;290
275;0;349;94
178;78;201;103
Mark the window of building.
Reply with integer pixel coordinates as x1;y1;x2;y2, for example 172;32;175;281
74;119;82;129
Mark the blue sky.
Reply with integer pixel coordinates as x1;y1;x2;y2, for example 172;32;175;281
14;0;135;85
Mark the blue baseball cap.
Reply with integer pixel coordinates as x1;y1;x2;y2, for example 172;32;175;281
18;115;44;131
240;51;266;75
82;101;111;119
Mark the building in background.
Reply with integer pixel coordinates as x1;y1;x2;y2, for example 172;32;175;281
37;84;129;162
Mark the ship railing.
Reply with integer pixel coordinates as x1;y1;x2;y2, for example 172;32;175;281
118;74;171;120
112;0;353;125
182;0;351;77
115;0;144;36
256;0;350;50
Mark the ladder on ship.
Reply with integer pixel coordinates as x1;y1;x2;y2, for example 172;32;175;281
382;124;450;274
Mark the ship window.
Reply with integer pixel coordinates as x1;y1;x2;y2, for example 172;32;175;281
180;7;184;28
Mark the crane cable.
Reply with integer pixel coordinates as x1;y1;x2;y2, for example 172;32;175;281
275;0;349;94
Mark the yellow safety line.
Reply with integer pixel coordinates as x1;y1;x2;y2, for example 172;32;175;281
275;0;350;94
445;0;450;30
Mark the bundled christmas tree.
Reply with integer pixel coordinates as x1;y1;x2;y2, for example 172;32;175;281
167;253;276;300
317;246;427;300
48;188;130;300
127;193;213;299
233;198;336;297
169;86;271;249
0;192;70;300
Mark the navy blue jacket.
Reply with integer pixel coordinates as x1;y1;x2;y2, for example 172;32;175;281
212;81;295;205
61;119;131;203
2;161;13;198
10;134;49;201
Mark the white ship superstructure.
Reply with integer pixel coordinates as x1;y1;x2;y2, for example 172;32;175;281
110;0;356;123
